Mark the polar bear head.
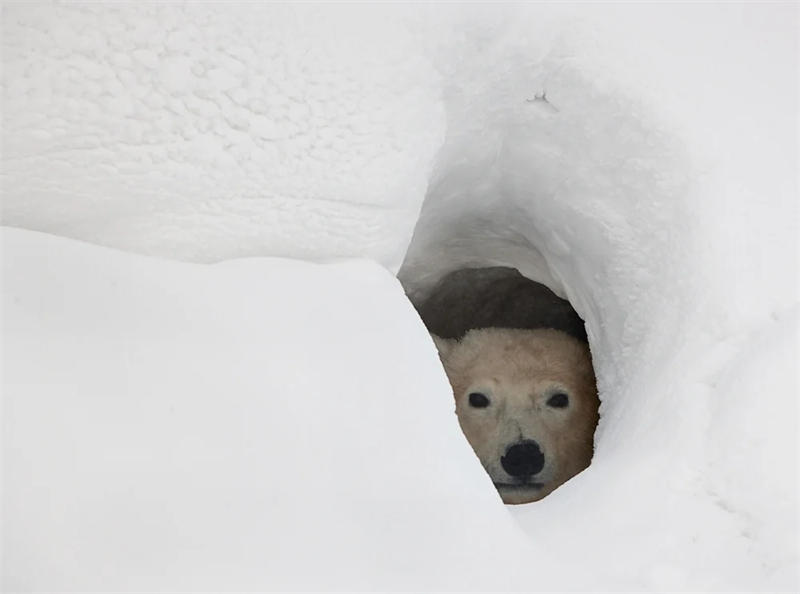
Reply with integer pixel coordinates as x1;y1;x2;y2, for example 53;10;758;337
433;327;599;504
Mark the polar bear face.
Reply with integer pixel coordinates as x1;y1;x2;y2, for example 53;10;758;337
433;328;599;504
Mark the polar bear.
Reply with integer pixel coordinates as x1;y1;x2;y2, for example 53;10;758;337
432;327;599;504
413;266;598;503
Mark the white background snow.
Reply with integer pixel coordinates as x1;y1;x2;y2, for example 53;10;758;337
2;2;797;592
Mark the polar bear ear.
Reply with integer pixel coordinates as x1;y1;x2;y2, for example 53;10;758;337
430;333;456;360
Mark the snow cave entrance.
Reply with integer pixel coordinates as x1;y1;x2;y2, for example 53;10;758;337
397;152;605;503
396;57;691;502
401;256;598;504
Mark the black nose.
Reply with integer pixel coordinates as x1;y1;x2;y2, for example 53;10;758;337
501;440;545;478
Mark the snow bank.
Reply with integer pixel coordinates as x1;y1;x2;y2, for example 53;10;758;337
2;227;546;591
2;2;798;591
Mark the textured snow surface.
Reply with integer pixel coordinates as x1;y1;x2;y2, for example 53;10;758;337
1;3;444;270
2;2;798;592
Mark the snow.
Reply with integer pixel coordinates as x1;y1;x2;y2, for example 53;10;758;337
1;3;443;270
2;2;798;592
2;227;545;591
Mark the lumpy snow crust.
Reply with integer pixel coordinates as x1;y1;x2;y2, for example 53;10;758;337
1;3;444;271
2;3;798;592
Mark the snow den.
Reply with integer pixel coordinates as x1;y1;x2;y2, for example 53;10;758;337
2;3;797;592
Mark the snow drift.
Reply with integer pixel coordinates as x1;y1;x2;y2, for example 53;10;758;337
2;2;797;591
2;227;546;591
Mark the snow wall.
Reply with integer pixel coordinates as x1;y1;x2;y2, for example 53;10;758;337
2;3;798;591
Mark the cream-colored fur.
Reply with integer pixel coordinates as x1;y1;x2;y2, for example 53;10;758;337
433;328;599;504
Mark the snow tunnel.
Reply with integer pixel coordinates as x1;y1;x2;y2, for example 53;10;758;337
2;3;797;591
396;10;797;586
396;10;696;473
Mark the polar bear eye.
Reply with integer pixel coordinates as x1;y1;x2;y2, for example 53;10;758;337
468;392;490;408
547;392;569;408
